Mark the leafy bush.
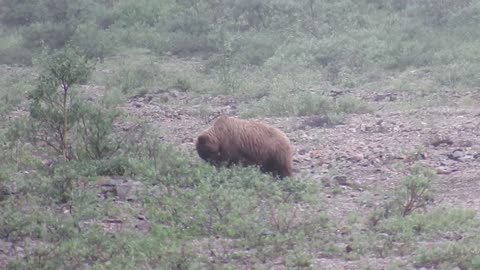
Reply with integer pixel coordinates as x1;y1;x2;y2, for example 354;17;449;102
70;22;116;61
19;44;139;165
416;236;480;270
242;91;372;120
94;156;135;176
21;22;74;50
0;0;98;64
113;0;172;27
107;59;161;94
7;227;202;270
233;32;277;66
29;46;94;159
406;0;471;27
434;62;480;88
162;32;218;56
0;66;36;115
0;201;77;242
369;163;436;227
0;0;39;26
0;31;34;65
77;103;122;160
379;208;478;241
142;163;326;256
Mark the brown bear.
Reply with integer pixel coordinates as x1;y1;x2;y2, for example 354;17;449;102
195;115;293;179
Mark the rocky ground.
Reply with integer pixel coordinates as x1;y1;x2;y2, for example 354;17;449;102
119;88;480;269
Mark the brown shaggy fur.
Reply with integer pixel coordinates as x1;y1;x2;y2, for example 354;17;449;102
195;115;293;179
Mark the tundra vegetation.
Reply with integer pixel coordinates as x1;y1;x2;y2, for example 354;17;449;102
1;0;480;269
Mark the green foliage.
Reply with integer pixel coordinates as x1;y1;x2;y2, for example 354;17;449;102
0;0;101;64
70;22;116;61
137;163;327;267
8;49;137;169
1;0;480;91
77;103;122;160
416;236;480;270
243;91;372;120
399;163;436;216
94;156;135;176
2;0;480;268
0;66;36;116
18;0;94;47
0;0;41;26
0;200;77;242
107;58;161;95
21;22;74;50
0;137;329;269
0;31;34;65
369;163;436;226
335;95;373;115
214;28;238;94
7;228;202;270
435;62;480;88
29;46;94;157
113;0;174;27
380;208;478;237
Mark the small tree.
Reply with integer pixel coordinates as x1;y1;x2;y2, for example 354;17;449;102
29;46;94;160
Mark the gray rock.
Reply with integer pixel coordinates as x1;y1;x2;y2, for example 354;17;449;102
333;175;349;186
135;220;151;234
116;183;132;201
436;166;453;175
448;149;464;161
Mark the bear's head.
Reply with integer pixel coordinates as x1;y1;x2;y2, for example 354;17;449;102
195;134;222;166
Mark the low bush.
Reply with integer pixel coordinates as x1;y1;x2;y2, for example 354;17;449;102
242;91;373;123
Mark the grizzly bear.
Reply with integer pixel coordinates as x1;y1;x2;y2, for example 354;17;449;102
195;115;293;179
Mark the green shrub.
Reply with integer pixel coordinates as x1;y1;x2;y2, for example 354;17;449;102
242;91;372;120
76;103;122;160
29;46;94;158
0;31;33;65
0;0;38;26
380;208;477;236
95;156;135;176
163;32;218;56
113;0;173;27
70;22;116;61
107;59;161;94
407;0;471;27
369;163;436;227
0;45;34;65
7;228;202;270
92;3;117;29
234;32;277;66
0;66;36;115
166;11;211;35
434;62;480;87
0;202;77;242
144;163;324;245
21;22;73;50
335;95;373;114
416;237;480;270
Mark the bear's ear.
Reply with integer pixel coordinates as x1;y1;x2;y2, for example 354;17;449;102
197;135;209;145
